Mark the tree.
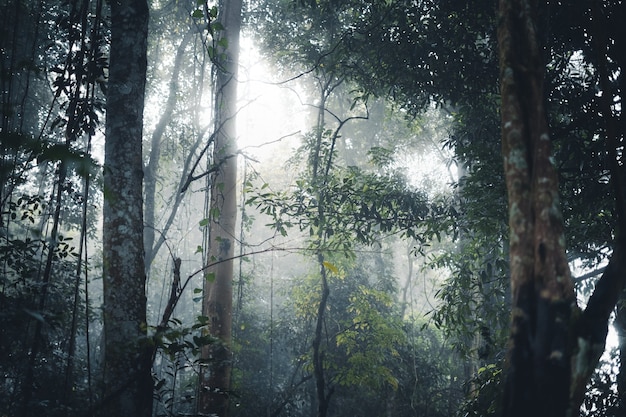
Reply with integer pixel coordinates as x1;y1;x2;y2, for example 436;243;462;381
101;0;152;416
250;0;626;413
498;0;626;416
198;0;243;415
0;1;107;415
143;28;193;271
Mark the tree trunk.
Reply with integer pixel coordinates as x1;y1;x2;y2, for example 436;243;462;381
144;29;193;271
198;0;242;416
312;254;332;417
498;1;626;416
499;1;576;415
101;1;152;416
616;302;626;414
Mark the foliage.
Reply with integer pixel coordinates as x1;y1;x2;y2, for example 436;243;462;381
459;362;504;417
0;193;90;416
581;349;621;417
230;272;314;417
332;284;403;389
228;248;464;417
152;316;216;416
290;257;406;393
431;242;509;360
250;0;499;111
458;351;623;417
247;163;444;252
331;322;462;417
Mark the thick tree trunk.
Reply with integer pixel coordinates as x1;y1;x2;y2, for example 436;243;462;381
198;0;242;416
499;1;626;416
498;0;576;415
101;1;152;416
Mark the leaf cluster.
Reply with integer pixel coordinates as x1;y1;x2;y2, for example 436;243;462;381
247;165;445;255
152;316;216;361
0;195;91;417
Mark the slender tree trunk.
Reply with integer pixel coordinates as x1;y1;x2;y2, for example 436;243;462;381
310;80;335;417
144;29;193;271
22;0;91;405
312;253;332;417
198;0;242;415
20;161;66;417
616;303;626;413
64;0;103;406
399;241;414;319
101;1;152;416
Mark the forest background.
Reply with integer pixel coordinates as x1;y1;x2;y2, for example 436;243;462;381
0;0;624;417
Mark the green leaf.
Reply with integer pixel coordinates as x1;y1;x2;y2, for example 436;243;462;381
199;218;209;227
191;9;204;18
217;37;228;49
205;272;216;282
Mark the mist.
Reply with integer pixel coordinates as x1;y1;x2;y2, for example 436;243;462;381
1;1;623;416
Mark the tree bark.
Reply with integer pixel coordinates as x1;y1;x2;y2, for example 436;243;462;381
498;1;626;416
198;0;242;416
101;1;152;416
499;0;577;415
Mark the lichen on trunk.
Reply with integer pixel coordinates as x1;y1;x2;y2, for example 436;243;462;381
101;0;152;416
498;1;626;416
498;0;575;415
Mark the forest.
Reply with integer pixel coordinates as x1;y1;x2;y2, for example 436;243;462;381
0;0;624;416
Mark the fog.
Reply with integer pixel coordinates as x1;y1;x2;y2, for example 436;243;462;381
1;1;621;416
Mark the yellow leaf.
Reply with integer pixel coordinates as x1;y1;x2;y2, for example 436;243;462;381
322;261;339;274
